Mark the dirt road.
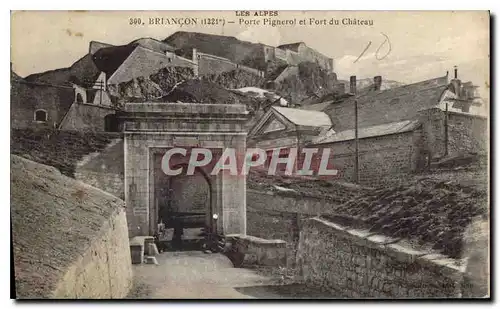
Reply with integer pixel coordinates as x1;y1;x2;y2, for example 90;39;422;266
128;251;279;299
127;251;332;299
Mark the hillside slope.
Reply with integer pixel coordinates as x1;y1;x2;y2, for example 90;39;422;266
323;177;488;258
11;128;118;178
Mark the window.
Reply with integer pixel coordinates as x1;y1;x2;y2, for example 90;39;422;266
168;58;172;63
34;109;47;122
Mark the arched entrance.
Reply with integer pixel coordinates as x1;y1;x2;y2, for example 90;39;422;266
76;93;84;103
104;114;119;132
123;102;248;238
154;156;218;250
158;164;213;230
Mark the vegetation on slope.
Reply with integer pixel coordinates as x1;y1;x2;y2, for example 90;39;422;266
11;128;117;178
322;178;488;258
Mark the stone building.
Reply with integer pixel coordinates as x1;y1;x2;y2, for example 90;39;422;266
11;75;119;132
249;71;487;186
120;102;249;237
12;38;200;132
276;42;334;73
90;39;197;85
192;49;265;78
11;77;75;130
247;106;332;173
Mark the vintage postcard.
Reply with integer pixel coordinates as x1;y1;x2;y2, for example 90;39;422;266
10;10;490;299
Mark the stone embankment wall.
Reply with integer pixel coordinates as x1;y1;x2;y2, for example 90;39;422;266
12;155;133;299
74;139;125;199
296;217;476;298
52;209;133;298
247;188;488;298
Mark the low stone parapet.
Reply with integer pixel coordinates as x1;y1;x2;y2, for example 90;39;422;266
226;234;287;267
296;217;472;298
129;237;145;264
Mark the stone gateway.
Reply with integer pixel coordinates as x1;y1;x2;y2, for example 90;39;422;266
120;102;249;238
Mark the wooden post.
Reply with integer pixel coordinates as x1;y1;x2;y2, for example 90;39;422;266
350;75;359;184
99;81;103;105
355;98;359;184
444;102;449;157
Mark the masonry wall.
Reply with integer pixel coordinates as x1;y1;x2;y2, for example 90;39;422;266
59;102;117;132
246;205;300;267
246;188;365;267
74;139;125;199
197;52;264;77
52;209;133;299
418;108;488;159
12;155;133;299
123;103;248;237
274;48;287;61
317;131;419;187
108;47;196;85
11;81;74;129
447;112;488;156
298;44;334;72
297;217;464;298
198;53;237;76
273;66;299;83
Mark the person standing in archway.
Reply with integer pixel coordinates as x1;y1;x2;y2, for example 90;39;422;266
172;217;184;251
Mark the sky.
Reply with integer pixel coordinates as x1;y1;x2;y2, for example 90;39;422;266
11;11;489;98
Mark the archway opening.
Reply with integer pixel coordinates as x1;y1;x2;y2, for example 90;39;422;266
76;93;84;104
104;114;119;132
156;163;213;251
34;109;47;122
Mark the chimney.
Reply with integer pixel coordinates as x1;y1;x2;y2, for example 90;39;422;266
374;76;382;91
350;76;357;95
192;48;199;77
192;48;198;64
454;65;458;79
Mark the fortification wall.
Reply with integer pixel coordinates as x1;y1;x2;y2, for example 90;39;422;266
52;209;133;299
297;217;466;298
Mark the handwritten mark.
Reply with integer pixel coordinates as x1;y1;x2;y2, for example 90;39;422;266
353;41;372;63
353;32;392;63
375;32;391;60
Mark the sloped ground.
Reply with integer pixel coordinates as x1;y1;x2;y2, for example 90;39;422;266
247;168;368;203
202;69;266;90
11;128;118;178
127;251;331;299
322;177;488;259
248;157;489;260
11;155;124;298
156;79;258;107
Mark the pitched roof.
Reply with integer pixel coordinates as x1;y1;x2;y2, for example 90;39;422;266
324;76;449;131
272;106;332;127
92;44;137;78
106;45;194;85
277;42;303;52
313;119;421;144
89;41;114;54
132;38;176;53
302;101;332;112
